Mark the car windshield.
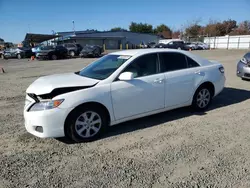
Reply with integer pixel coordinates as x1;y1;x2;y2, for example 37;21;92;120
77;54;131;80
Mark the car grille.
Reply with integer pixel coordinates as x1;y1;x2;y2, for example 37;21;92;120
244;73;250;77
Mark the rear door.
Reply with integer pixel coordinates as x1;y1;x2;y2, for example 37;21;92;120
159;52;204;107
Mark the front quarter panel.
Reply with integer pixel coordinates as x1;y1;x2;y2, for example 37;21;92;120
54;83;115;122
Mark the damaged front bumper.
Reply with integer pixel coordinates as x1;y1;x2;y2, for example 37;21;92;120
24;94;72;138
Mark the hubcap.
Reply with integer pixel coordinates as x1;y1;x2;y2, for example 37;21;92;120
75;111;102;138
197;89;210;108
52;55;57;60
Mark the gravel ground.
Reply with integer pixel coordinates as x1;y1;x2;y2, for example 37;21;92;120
0;49;250;188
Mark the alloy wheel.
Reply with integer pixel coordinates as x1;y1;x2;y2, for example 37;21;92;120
196;88;211;108
52;55;57;60
75;111;102;138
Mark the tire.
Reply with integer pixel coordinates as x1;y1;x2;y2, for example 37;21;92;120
69;51;75;58
65;105;108;142
51;54;57;60
17;54;22;59
192;86;212;111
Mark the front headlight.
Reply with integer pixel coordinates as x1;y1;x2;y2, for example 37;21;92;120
29;99;64;111
241;58;248;64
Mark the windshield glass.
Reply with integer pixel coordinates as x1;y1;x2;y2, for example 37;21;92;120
78;54;131;80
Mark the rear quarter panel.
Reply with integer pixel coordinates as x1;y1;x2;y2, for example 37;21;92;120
198;63;225;96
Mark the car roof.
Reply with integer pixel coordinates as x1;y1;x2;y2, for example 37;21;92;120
110;48;186;56
110;49;213;66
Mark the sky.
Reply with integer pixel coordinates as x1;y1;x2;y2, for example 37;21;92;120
0;0;249;43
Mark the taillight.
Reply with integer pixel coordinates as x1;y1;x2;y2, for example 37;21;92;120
219;67;224;73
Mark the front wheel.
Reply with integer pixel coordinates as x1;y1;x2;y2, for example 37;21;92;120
69;51;75;57
17;54;22;59
65;106;108;142
192;87;212;111
51;54;57;60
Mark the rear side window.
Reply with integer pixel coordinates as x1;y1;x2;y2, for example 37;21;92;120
159;53;187;72
186;56;200;68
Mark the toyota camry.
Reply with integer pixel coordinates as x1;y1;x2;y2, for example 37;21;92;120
24;49;225;142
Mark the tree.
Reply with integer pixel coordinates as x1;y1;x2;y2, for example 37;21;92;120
129;22;153;33
154;24;171;33
0;38;4;42
110;27;127;32
153;24;172;38
172;30;181;39
222;19;237;34
230;20;250;35
185;24;202;37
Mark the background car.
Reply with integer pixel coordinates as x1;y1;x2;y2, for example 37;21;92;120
36;45;68;60
154;43;166;48
195;42;210;50
80;45;104;58
184;42;198;50
24;49;225;142
156;40;185;50
237;52;250;80
62;43;83;57
147;42;157;48
3;47;33;59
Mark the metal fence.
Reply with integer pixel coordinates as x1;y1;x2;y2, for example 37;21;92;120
204;35;250;49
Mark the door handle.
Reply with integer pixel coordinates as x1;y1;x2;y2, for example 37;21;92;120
154;78;164;83
195;70;205;76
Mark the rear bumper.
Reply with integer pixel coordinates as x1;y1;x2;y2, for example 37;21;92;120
214;75;225;97
237;61;250;79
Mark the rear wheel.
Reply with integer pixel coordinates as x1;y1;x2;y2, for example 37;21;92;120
192;86;212;111
51;54;57;60
65;105;108;142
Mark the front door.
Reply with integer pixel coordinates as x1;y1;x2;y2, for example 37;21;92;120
159;52;204;107
111;53;165;120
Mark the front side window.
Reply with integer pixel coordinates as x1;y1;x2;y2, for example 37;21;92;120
78;55;131;80
122;53;158;78
160;52;187;72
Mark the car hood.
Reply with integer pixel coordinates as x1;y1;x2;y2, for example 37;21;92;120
26;73;99;95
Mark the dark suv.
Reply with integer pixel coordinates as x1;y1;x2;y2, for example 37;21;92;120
164;41;185;50
62;43;82;57
36;45;68;60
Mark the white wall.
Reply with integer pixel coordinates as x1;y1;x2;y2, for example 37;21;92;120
204;35;250;49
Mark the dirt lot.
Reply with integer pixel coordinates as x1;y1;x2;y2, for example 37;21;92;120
0;49;250;188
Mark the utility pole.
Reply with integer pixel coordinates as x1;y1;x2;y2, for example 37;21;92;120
72;20;75;34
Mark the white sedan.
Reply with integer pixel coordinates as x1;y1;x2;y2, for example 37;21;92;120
24;49;225;142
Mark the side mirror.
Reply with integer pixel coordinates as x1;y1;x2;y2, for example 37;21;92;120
118;72;134;81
